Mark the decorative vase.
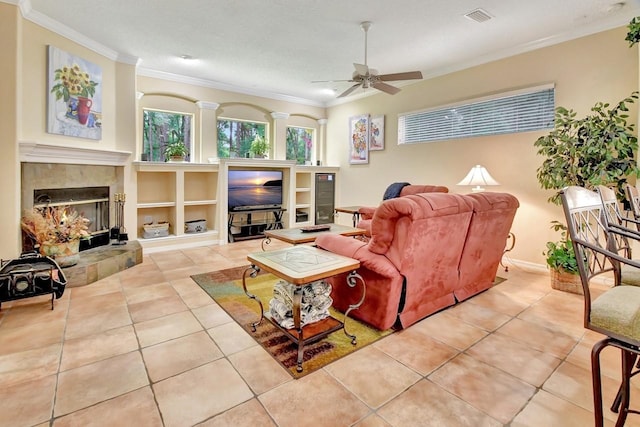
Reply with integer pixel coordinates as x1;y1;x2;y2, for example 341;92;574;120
66;96;79;119
77;96;93;125
550;268;583;294
39;240;80;267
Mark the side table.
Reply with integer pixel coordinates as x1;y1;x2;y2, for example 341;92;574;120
334;206;362;227
242;245;366;372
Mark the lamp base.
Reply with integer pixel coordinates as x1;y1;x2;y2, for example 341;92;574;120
471;186;485;192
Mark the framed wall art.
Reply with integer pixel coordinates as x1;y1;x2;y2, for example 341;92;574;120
47;46;103;140
369;114;385;151
349;114;369;164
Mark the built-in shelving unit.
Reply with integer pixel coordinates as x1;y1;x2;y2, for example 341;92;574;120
134;160;339;251
134;162;219;251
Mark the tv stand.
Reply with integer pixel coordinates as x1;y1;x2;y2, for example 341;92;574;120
228;208;286;242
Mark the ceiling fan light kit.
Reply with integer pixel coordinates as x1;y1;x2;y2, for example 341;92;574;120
332;21;423;98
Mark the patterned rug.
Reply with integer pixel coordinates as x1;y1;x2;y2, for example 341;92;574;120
191;266;394;379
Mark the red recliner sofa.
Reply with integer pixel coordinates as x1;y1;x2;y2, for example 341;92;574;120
315;191;519;330
357;184;449;235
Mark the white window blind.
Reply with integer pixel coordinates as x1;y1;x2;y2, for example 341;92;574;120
398;85;555;144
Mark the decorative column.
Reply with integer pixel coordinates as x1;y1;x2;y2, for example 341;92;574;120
271;112;290;160
317;118;327;165
196;101;219;163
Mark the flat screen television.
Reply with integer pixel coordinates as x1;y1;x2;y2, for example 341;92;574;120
228;170;283;211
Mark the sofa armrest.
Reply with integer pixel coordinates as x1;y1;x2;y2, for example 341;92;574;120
315;234;399;278
358;206;377;220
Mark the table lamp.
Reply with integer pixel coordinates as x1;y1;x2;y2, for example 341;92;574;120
457;165;499;192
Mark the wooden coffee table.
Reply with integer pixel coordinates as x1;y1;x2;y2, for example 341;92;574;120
242;245;366;372
261;223;366;250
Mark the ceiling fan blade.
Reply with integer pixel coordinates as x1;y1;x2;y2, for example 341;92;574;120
353;63;369;76
379;71;423;81
337;83;362;98
311;79;352;83
372;81;401;95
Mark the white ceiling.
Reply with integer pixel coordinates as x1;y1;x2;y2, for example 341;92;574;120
15;0;640;106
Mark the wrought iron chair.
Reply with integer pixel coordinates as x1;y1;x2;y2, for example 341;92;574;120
561;186;640;427
597;185;640;287
625;184;640;224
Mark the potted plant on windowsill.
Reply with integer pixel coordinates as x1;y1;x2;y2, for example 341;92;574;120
249;135;269;158
164;140;189;162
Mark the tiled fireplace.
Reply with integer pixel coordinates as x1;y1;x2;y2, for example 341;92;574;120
19;143;141;286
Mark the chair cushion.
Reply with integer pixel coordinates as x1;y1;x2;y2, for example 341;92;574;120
622;264;640;286
591;285;640;341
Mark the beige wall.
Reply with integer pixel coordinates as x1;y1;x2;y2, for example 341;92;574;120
326;26;638;267
0;3;20;258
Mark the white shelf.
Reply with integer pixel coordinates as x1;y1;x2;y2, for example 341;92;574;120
184;200;217;206
296;203;311;209
296;188;311;192
137;202;176;208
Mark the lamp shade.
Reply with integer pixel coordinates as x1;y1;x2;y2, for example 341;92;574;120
457;165;499;192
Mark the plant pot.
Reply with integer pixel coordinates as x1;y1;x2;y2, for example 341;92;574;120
168;156;185;162
39;240;80;267
550;268;583;294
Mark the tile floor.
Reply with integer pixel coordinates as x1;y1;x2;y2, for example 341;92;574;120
1;239;639;426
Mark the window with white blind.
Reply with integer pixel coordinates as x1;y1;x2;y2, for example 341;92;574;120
397;85;555;144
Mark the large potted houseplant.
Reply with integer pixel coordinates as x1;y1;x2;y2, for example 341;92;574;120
21;206;90;267
544;221;581;293
535;92;640;291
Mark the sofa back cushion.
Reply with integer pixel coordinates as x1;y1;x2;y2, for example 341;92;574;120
456;192;519;301
399;185;449;197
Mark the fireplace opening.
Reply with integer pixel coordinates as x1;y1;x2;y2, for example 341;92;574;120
33;186;110;251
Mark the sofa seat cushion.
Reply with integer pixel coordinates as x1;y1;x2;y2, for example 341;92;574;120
622;264;640;287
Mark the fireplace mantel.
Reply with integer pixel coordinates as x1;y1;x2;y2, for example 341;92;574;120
19;141;131;166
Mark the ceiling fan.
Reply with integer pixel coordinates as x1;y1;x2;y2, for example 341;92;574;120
315;21;423;98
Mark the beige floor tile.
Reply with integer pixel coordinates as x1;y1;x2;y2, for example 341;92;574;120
467;333;561;387
429;353;536;423
512;389;611;427
324;345;421;408
517;291;585;339
119;269;167;289
69;276;121;299
123;281;177;305
465;286;529;316
0;317;66;355
142;331;223;382
259;370;370;427
374;328;459;375
67;291;127;318
193;302;233;329
542;360;640;425
411;311;488;350
134;310;203;348
53;386;163;427
492;272;550;305
0;298;69;329
153;358;253;427
171;277;203;295
149;251;196;271
181;288;217;309
182;246;220;264
353;414;393;427
0;343;61;388
377;379;501;427
495;317;579;359
445;299;512;331
54;351;149;417
129;294;189;323
228;345;291;395
196;398;277;427
60;325;139;371
0;374;56;427
207;321;258;355
566;337;622;381
64;304;132;340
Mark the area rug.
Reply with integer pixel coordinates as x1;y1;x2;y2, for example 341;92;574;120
191;266;393;378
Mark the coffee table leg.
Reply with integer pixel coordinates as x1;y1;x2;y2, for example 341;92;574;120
261;236;271;251
344;271;366;345
293;287;304;372
241;265;264;331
